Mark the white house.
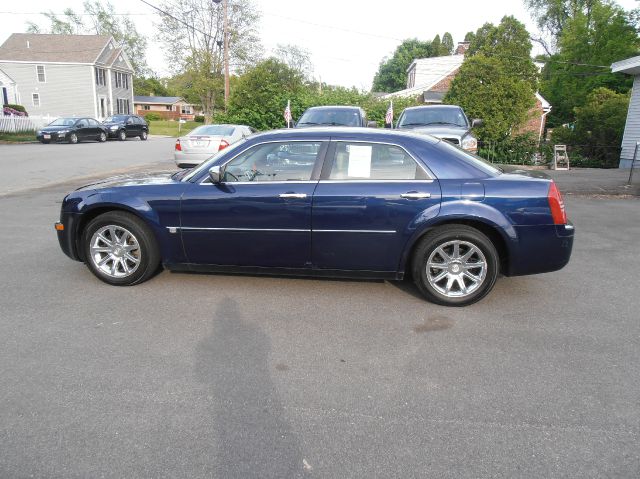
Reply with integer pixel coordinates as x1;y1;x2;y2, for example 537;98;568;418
0;33;134;119
611;55;640;168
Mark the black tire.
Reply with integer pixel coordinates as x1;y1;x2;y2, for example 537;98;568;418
411;225;499;306
69;133;79;144
98;131;107;142
82;211;161;286
118;129;126;141
140;130;148;141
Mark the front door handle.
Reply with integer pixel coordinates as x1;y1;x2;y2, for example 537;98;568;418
279;193;307;199
400;191;431;199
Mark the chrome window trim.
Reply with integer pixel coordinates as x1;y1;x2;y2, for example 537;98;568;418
318;179;434;184
202;180;319;186
327;139;434;180
314;229;396;234
197;139;327;185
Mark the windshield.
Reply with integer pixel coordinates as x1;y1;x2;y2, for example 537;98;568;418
49;118;77;126
104;115;127;123
397;107;468;128
298;109;361;127
181;138;248;182
437;140;502;176
189;125;235;136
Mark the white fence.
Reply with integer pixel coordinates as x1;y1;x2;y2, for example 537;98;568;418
0;115;56;133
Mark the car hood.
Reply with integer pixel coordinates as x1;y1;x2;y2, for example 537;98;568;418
75;172;177;191
400;125;470;137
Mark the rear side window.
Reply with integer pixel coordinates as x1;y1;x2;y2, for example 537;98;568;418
328;142;429;180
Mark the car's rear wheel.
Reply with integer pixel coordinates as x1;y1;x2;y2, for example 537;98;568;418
98;131;107;142
412;225;499;306
82;211;160;286
140;130;148;141
118;129;126;141
69;133;78;144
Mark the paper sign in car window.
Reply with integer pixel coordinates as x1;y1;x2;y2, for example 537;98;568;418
347;145;372;178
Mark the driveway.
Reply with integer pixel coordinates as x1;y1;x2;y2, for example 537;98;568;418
0;164;638;477
0;137;176;196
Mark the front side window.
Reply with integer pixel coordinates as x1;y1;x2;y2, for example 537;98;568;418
76;119;88;128
36;65;45;83
328;142;428;180
223;142;322;182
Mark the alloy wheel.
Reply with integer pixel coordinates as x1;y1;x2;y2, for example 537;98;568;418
89;225;141;278
426;240;487;298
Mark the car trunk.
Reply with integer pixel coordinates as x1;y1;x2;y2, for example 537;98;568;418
183;135;225;153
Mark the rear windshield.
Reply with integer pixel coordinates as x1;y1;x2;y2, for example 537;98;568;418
398;107;468;128
190;125;235;136
297;109;361;127
49;118;77;126
437;140;503;176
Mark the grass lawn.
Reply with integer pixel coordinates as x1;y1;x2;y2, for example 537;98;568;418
0;131;37;142
148;120;201;137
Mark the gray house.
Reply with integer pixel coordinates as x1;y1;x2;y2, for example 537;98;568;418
612;55;640;168
0;33;134;119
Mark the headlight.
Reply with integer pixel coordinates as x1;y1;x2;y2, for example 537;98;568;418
462;136;478;151
110;125;119;130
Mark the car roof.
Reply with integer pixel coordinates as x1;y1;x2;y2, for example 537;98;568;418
402;105;463;111
245;127;439;144
303;105;363;111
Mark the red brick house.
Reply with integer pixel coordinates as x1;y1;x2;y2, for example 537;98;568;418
383;42;551;142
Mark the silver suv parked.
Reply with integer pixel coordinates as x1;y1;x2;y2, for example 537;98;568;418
395;105;482;152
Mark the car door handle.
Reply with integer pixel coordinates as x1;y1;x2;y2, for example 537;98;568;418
279;193;307;199
400;192;431;199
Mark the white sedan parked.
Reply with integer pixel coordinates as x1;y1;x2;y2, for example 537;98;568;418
174;124;255;168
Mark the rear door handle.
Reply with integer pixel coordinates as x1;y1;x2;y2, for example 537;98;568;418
400;192;431;199
279;193;307;199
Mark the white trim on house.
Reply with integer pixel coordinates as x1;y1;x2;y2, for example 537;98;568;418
612;55;640;75
107;65;114;116
0;60;94;66
91;66;98;119
93;36;116;64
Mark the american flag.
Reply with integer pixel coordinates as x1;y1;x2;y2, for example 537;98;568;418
284;100;292;127
385;101;393;126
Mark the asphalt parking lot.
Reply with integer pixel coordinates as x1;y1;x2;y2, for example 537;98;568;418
0;141;639;478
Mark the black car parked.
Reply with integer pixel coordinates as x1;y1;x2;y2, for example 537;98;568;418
37;117;108;144
102;115;149;141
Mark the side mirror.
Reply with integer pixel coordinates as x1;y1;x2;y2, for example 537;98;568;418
208;165;222;184
367;121;378;128
471;119;483;128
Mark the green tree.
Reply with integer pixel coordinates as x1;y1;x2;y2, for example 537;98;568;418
25;1;148;77
371;39;432;92
445;16;537;141
539;0;639;125
273;44;313;79
442;32;454;55
133;76;170;97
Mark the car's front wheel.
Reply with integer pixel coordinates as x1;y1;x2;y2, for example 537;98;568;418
68;133;79;144
118;129;126;141
98;131;107;142
140;130;148;141
412;225;499;306
82;211;160;286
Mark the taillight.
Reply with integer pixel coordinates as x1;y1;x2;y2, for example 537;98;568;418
218;139;229;151
175;139;181;151
548;181;567;225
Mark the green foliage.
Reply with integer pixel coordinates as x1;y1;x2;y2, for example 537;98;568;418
3;104;27;113
445;17;537;142
550;87;628;167
194;115;205;123
144;112;163;121
148;120;200;137
479;133;540;164
134;77;170;97
371;39;433;92
442;33;454;55
540;0;639;126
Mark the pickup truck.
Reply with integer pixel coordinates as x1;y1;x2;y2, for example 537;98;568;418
395;105;482;152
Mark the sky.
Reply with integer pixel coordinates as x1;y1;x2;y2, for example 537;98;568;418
1;0;638;90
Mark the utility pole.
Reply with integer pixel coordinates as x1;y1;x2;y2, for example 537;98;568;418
212;0;229;111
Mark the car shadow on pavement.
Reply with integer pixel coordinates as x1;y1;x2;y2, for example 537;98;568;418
195;297;308;478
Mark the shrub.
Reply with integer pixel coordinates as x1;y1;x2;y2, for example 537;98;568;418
144;112;162;121
194;115;205;123
479;133;540;165
3;104;28;116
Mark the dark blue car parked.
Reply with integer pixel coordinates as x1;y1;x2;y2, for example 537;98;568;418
55;128;574;306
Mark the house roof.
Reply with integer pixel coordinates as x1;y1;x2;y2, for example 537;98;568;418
134;96;185;104
611;55;640;75
0;33;113;64
383;54;464;99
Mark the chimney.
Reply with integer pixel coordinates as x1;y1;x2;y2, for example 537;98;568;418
455;41;470;55
26;40;30;49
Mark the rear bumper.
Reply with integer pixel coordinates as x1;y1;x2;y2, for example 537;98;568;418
174;151;212;168
507;222;574;276
55;212;83;261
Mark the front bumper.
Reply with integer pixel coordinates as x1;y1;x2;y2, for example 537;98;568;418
507;222;575;276
55;212;83;261
37;132;68;142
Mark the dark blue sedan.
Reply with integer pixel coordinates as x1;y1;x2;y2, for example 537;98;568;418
55;128;574;306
